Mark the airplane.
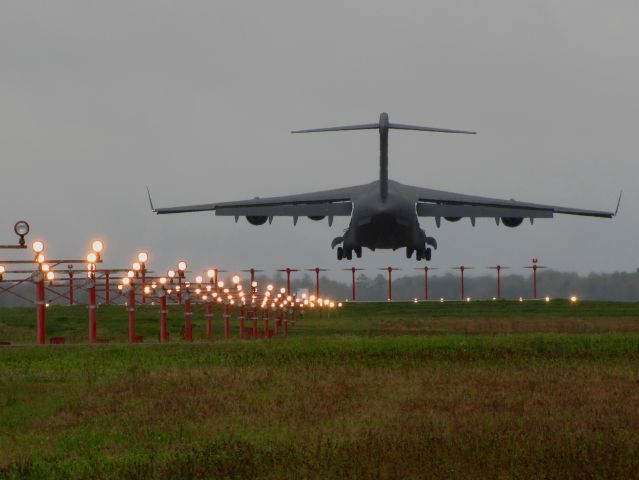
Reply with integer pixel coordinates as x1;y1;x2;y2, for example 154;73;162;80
148;112;620;261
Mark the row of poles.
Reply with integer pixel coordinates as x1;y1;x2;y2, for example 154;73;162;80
8;239;340;345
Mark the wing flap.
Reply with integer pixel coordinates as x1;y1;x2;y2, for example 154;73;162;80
408;185;615;219
417;203;554;218
215;202;352;217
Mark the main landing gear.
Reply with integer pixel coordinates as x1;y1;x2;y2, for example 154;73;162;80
406;246;432;261
336;246;362;261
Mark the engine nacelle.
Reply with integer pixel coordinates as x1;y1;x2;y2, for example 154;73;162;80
246;216;268;226
308;216;325;221
501;217;524;228
444;217;461;222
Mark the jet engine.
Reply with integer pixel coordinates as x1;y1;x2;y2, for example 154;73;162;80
501;217;524;228
246;216;268;226
444;217;461;222
308;216;325;221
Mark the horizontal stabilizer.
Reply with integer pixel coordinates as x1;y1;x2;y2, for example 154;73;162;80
388;123;476;135
292;123;378;133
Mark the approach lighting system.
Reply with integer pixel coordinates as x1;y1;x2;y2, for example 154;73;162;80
138;252;148;263
132;262;141;271
168;270;176;278
32;240;44;254
86;253;97;263
232;275;241;285
195;275;203;284
122;277;131;286
91;240;104;253
207;269;215;279
46;271;55;281
178;261;187;272
159;277;167;285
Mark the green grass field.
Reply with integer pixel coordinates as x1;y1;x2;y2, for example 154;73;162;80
1;301;639;478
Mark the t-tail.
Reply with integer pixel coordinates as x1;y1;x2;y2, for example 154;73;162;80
292;112;475;199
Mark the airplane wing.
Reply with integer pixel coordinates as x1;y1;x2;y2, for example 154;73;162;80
148;185;361;219
410;185;620;220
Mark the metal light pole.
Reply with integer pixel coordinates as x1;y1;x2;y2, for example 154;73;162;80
451;266;474;300
414;266;438;301
524;258;546;299
239;303;245;339
137;252;148;304
67;266;74;306
252;303;258;338
263;306;270;338
205;297;213;339
379;267;400;301
123;278;136;343
487;265;510;300
306;267;328;298
343;267;364;301
223;301;230;339
183;288;192;341
177;260;187;304
158;278;168;343
242;268;263;286
277;268;298;295
31;240;46;345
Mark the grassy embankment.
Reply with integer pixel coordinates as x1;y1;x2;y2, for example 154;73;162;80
1;301;639;478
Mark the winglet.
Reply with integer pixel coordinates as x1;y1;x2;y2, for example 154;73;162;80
614;189;623;216
146;186;157;213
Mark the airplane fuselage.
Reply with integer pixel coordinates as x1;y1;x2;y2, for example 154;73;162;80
345;185;422;250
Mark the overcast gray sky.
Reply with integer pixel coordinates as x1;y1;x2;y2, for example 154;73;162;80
0;1;636;281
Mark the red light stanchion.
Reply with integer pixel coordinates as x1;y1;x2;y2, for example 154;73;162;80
223;302;230;339
277;268;298;295
176;260;187;305
306;267;328;298
159;288;168;343
252;304;258;338
274;307;279;337
263;307;270;338
414;266;438;301
104;271;110;305
205;300;213;339
34;270;46;345
184;289;192;341
487;265;510;300
241;268;263;286
283;309;289;338
379;267;400;302
88;277;97;343
126;282;136;343
451;266;474;300
524;258;546;299
239;304;245;339
68;267;74;305
343;267;364;301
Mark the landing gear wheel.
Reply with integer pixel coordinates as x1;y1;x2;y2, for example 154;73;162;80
425;248;432;261
416;249;423;261
337;247;344;260
355;247;362;258
406;248;414;259
345;248;353;261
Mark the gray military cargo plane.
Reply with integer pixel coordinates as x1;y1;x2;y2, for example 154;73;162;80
149;112;620;261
